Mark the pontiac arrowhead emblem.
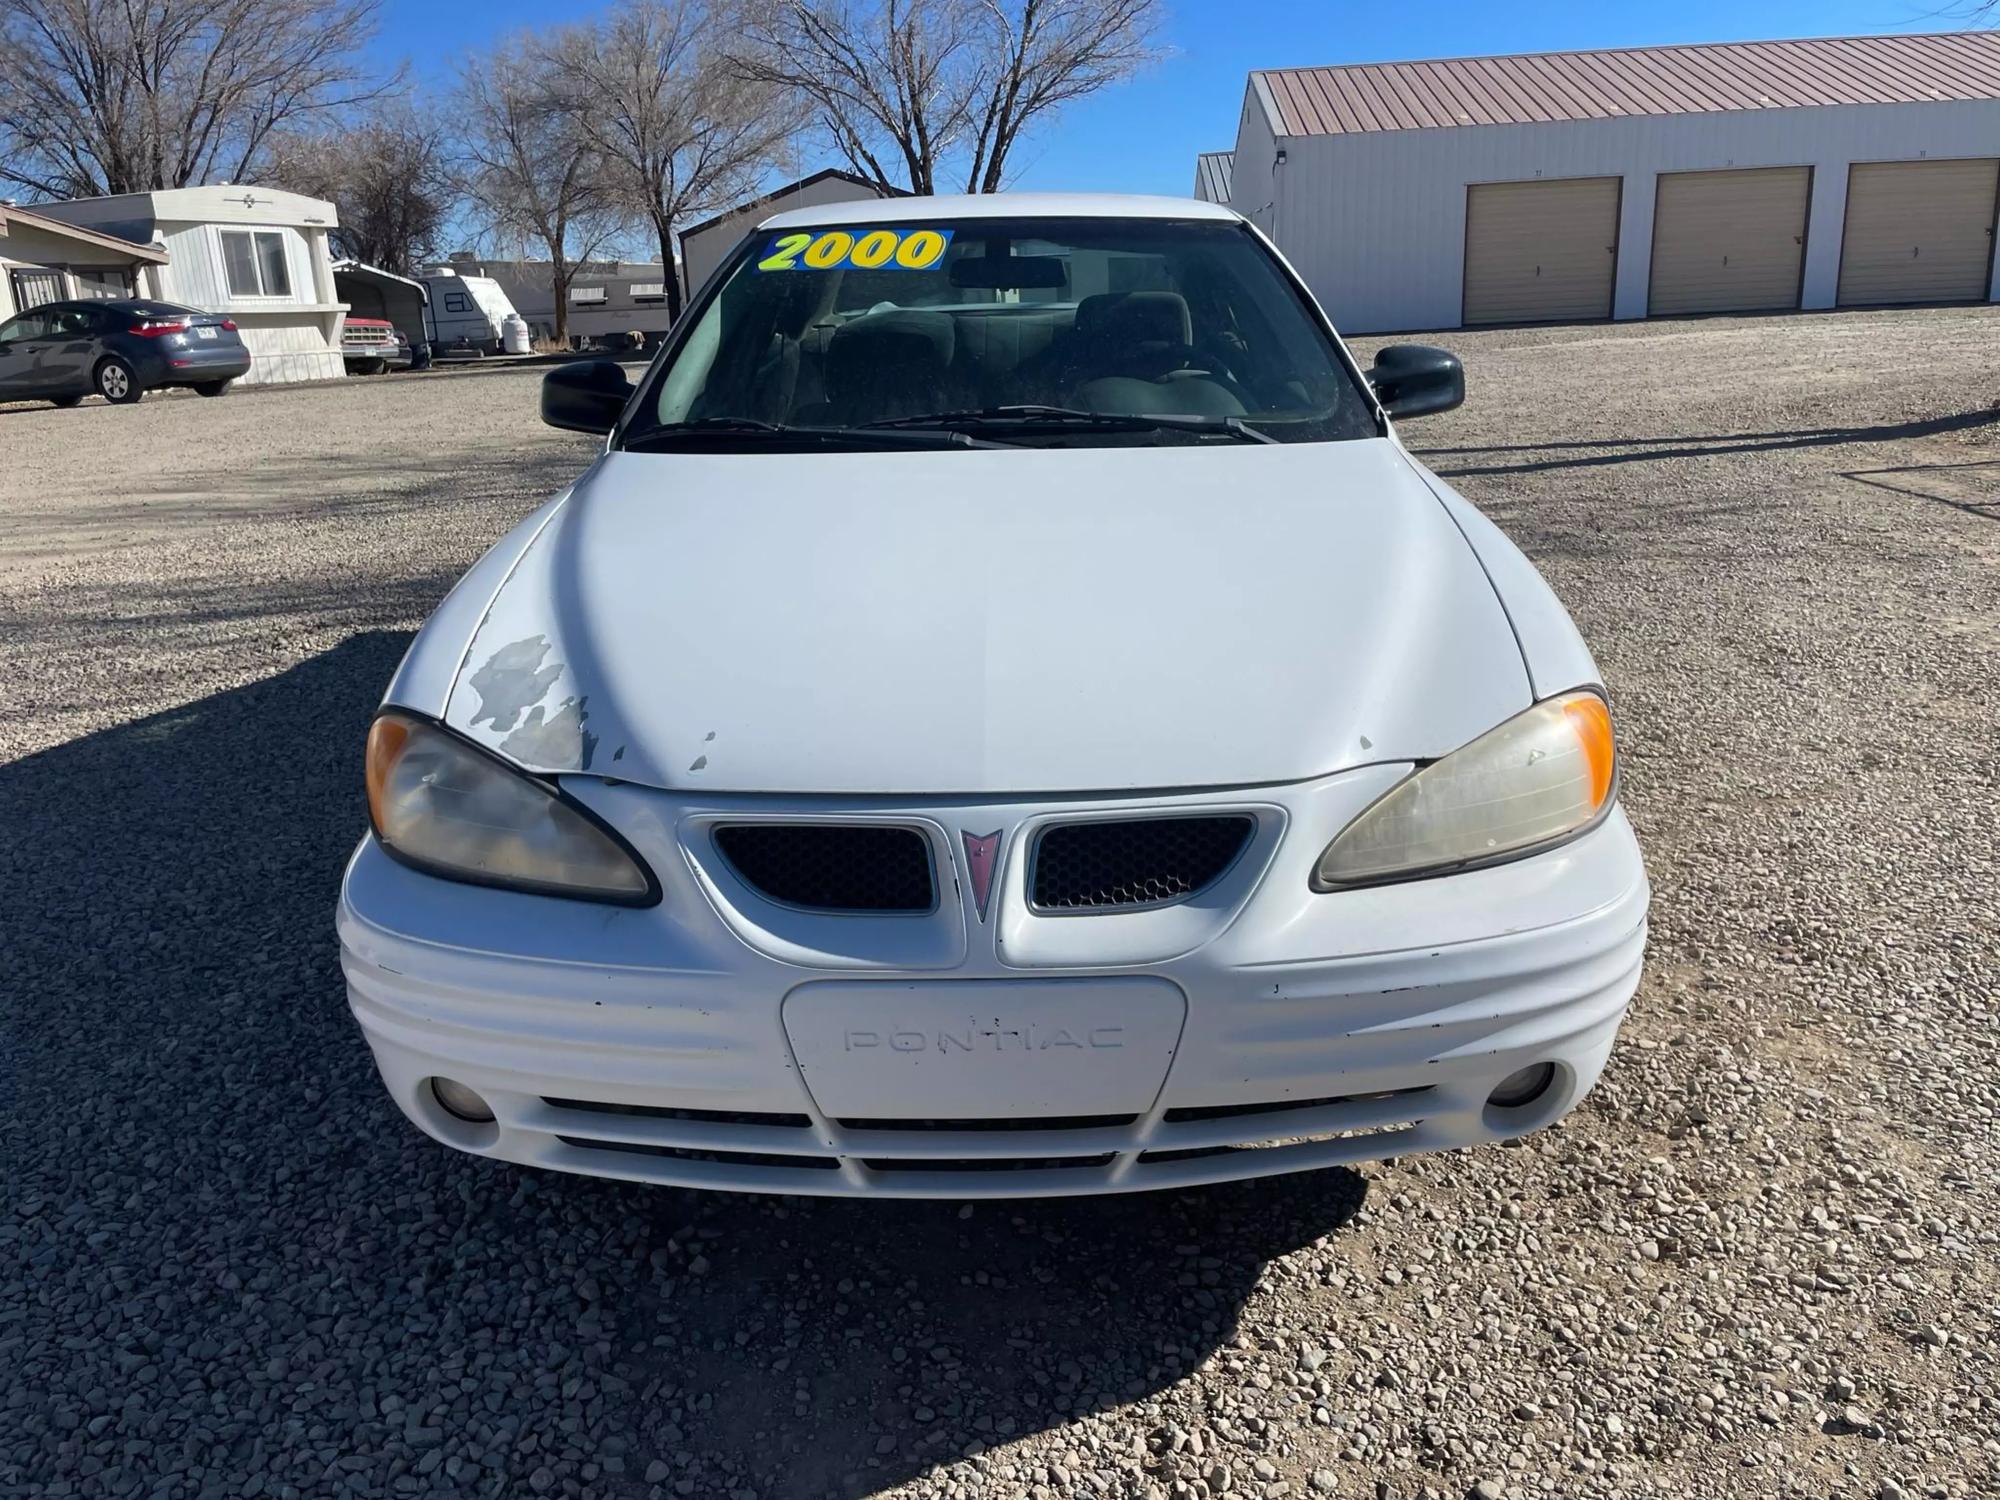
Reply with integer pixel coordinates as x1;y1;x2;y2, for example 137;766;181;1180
961;830;1002;922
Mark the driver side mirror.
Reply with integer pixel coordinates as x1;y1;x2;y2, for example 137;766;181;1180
1366;344;1464;420
541;359;633;435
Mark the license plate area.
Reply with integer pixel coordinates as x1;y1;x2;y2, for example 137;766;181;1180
782;978;1187;1121
195;325;217;340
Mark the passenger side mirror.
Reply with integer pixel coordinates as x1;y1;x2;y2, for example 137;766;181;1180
541;359;633;435
1366;344;1464;420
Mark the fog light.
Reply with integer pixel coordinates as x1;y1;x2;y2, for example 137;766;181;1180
430;1077;494;1123
1486;1062;1556;1110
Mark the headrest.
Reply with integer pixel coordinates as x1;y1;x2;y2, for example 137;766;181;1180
1073;291;1192;348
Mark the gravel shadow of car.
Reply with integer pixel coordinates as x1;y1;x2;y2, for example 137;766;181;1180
0;631;1368;1499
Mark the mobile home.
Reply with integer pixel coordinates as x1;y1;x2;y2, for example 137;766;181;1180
34;185;346;382
0;201;169;319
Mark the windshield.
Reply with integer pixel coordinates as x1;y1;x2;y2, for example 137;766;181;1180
625;216;1378;449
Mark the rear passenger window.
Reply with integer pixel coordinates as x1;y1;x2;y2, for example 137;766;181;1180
0;311;52;344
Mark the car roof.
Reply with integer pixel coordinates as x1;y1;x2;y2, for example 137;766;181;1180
758;192;1245;233
5;299;114;318
16;298;198;318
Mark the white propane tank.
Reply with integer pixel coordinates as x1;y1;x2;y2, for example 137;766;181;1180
501;314;531;354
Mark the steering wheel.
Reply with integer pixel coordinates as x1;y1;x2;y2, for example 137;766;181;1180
1059;341;1251;406
1155;343;1255;406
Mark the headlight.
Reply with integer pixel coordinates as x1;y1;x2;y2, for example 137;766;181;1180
1313;689;1617;889
364;711;657;904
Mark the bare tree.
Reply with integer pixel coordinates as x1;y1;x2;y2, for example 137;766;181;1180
731;0;1158;196
733;0;974;194
455;47;621;347
960;0;1158;194
266;109;457;274
553;0;800;320
0;0;393;198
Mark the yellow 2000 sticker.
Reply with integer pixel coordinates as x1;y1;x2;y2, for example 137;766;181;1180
756;227;953;273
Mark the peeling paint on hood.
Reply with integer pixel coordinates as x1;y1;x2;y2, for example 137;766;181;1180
466;636;563;733
440;442;1533;794
460;634;596;771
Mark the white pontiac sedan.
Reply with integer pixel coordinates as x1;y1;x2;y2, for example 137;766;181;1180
340;194;1648;1198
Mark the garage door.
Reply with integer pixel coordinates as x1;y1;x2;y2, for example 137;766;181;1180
1649;167;1811;316
1838;159;1999;306
1463;177;1620;326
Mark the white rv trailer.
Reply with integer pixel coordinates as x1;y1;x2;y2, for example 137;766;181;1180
419;270;517;349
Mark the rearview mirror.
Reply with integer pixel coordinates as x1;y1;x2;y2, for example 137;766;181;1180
949;255;1068;291
541;359;633;435
1365;344;1464;420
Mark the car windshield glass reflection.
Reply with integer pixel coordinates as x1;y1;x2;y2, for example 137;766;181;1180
627;217;1378;449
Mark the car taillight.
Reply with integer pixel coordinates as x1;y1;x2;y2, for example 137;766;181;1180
220;319;237;331
133;319;190;337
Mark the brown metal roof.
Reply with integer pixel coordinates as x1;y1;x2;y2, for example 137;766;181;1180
1253;32;2000;136
676;168;900;241
1193;151;1234;202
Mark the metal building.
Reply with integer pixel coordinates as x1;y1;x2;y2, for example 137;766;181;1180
332;261;428;350
1201;32;2000;333
1193;151;1234;205
678;169;898;301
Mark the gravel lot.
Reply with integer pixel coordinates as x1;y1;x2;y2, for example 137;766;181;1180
3;307;1996;1500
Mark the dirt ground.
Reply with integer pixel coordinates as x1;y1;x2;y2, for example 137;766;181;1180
2;306;1996;1500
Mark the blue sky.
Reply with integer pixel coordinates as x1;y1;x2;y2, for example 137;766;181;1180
377;0;1983;202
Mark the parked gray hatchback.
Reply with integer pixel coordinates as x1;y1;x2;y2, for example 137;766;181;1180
0;299;251;406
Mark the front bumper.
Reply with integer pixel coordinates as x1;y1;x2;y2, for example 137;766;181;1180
338;778;1648;1198
342;346;413;369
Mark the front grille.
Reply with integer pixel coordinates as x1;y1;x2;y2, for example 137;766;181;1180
1031;815;1255;911
861;1154;1116;1173
545;1098;813;1128
839;1113;1137;1133
557;1136;839;1171
1161;1086;1432;1124
1137;1125;1414;1165
519;1081;1439;1190
713;823;935;912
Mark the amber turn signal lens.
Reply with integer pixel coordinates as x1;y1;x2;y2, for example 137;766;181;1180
1314;688;1619;889
364;714;411;833
1560;692;1617;810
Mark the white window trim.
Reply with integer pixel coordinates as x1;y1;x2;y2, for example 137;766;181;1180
569;285;608;304
215;226;297;301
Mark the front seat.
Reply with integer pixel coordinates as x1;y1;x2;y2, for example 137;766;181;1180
822;311;958;424
1067;292;1194;384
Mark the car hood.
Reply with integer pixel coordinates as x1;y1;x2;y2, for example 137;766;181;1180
440;441;1531;794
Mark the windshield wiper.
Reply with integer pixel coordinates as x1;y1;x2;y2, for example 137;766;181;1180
624;416;997;451
863;405;1279;444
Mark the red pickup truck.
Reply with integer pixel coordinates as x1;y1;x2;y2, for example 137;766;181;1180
340;317;414;375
